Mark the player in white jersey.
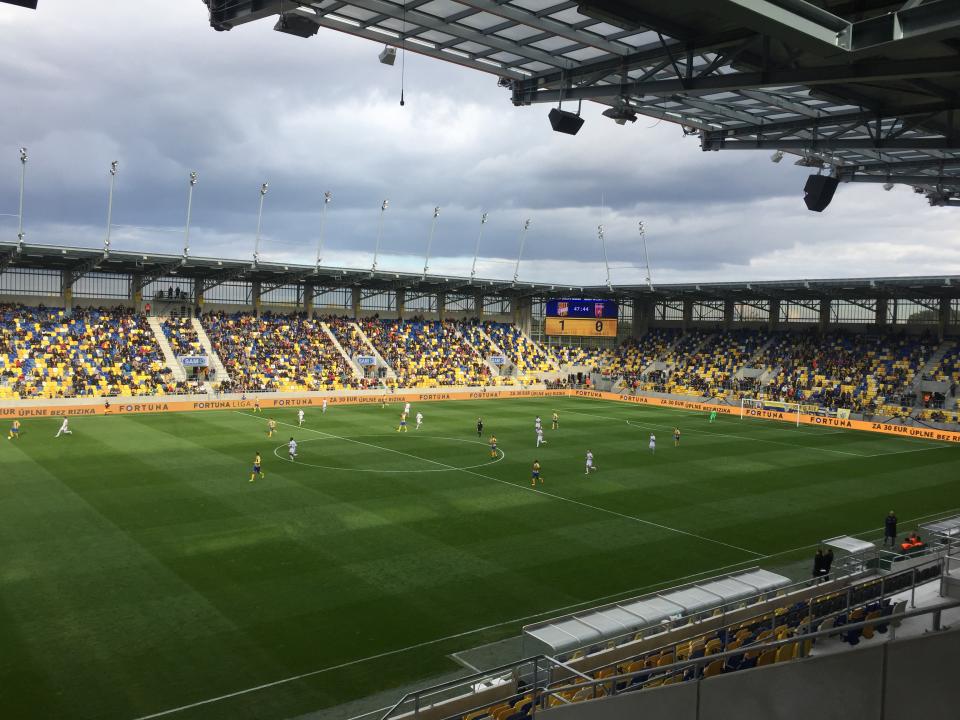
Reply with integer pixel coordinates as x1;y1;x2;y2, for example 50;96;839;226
322;399;328;414
649;433;656;454
415;412;423;429
288;437;298;461
535;415;542;431
298;409;305;426
404;402;411;416
585;450;596;474
55;417;72;437
536;427;547;447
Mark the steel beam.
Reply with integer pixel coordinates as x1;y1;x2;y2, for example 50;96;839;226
703;137;958;151
302;0;574;70
513;56;960;103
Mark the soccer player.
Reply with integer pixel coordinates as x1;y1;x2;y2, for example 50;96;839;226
397;412;408;432
8;419;20;440
322;399;328;414
585;450;596;474
477;417;484;437
674;427;681;447
552;411;559;430
489;434;498;458
250;452;263;482
56;418;73;438
253;399;262;413
535;415;542;432
298;409;305;427
288;437;298;461
709;410;717;423
649;433;656;454
531;460;542;487
404;402;412;417
267;418;277;438
415;412;423;430
536;426;547;447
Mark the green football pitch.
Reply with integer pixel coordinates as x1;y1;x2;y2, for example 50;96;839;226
5;396;960;720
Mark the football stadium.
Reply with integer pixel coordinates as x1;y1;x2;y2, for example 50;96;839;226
4;1;960;719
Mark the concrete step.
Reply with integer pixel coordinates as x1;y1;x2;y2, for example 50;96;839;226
320;321;363;379
351;322;396;379
190;318;230;384
146;316;187;382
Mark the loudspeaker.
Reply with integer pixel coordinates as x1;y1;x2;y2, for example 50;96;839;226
2;0;38;7
803;174;839;212
549;108;585;136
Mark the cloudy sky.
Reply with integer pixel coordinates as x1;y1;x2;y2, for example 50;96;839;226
1;0;958;286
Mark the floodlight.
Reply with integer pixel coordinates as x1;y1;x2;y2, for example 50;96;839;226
601;107;637;125
770;150;784;163
19;147;27;163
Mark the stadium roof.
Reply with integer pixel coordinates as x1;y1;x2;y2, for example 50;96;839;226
203;0;960;207
4;240;960;301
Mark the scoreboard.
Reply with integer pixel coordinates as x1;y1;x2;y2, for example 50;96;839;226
544;299;618;338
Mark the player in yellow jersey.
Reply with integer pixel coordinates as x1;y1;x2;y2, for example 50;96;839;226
397;412;408;432
250;452;263;482
531;460;542;487
552;411;559;430
253;399;262;413
674;427;681;447
7;419;20;440
489;434;497;458
267;418;277;437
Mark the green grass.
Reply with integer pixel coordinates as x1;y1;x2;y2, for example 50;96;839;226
4;396;960;720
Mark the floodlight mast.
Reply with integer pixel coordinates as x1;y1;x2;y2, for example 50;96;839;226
422;206;440;280
315;191;332;273
470;212;487;281
371;199;388;273
184;171;198;259
513;218;531;284
599;224;612;290
639;220;654;290
253;182;268;266
104;160;119;256
16;147;27;250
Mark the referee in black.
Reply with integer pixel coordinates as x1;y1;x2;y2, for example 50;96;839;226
477;417;484;437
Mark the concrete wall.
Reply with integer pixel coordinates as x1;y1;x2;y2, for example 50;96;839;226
538;627;960;720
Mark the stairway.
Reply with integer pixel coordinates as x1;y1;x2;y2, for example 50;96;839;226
477;327;513;376
321;321;363;379
519;328;560;371
458;329;500;375
913;339;955;391
190;318;230;383
146;316;187;382
351;322;397;379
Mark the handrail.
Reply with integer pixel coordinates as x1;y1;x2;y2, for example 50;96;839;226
536;553;945;663
540;599;960;703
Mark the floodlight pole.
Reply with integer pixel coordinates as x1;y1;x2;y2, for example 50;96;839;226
371;199;388;273
470;212;487;281
316;191;332;273
639;220;653;290
184;171;198;259
599;224;612;290
16;147;27;250
253;182;268;266
513;219;530;284
104;160;119;255
422;206;440;280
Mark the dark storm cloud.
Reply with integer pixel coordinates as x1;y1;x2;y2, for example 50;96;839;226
0;0;957;283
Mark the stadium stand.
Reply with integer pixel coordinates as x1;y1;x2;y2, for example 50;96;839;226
665;330;769;399
358;318;492;387
0;304;193;398
162;317;204;357
484;322;554;381
599;328;682;390
202;312;362;393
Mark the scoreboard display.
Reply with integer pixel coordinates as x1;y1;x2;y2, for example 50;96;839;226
544;299;618;337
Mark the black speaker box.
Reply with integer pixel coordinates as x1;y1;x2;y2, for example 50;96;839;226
549;108;585;136
803;175;839;212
